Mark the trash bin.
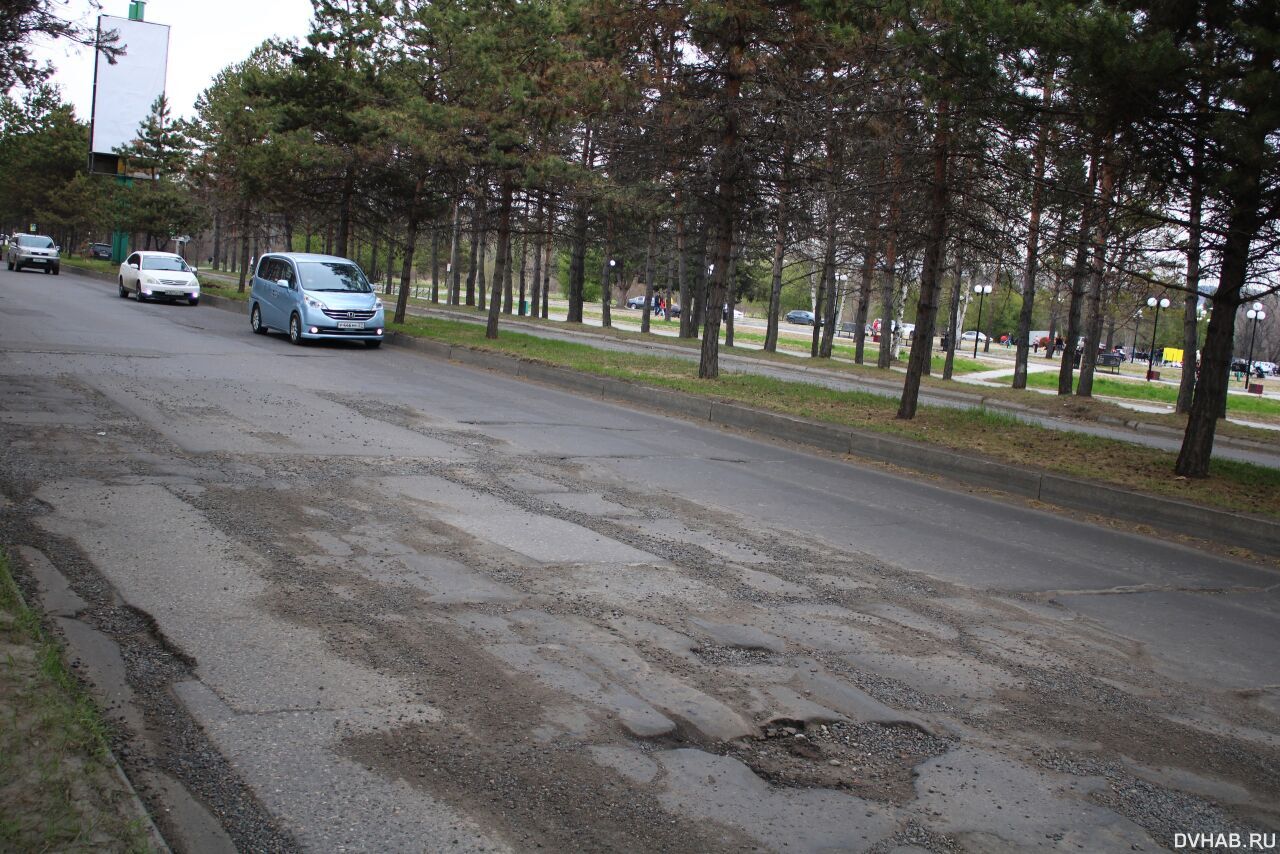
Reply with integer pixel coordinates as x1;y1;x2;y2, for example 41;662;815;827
1146;370;1161;381
871;334;880;343
1248;383;1264;395
519;300;528;315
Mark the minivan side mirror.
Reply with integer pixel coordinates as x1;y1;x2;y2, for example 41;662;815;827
276;279;292;289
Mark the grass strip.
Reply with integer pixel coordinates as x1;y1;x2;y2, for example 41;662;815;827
0;551;152;852
391;314;1280;518
993;371;1280;421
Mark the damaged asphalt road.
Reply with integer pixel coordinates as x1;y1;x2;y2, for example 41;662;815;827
1;268;1277;853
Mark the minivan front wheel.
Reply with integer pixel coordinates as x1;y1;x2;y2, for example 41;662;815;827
288;313;304;345
250;304;266;334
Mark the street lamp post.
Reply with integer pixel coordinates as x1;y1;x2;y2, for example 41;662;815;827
1244;302;1267;387
1145;296;1170;380
972;283;992;358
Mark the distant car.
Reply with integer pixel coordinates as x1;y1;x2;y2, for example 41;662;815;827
626;295;658;310
723;305;745;320
89;242;112;260
786;309;816;325
959;331;990;344
7;233;60;274
249;252;385;347
118;251;200;305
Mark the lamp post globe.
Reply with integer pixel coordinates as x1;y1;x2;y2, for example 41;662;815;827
1145;296;1170;380
1244;303;1267;387
972;283;993;357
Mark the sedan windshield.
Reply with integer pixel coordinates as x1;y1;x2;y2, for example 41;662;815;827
17;235;55;248
141;255;190;271
298;261;372;293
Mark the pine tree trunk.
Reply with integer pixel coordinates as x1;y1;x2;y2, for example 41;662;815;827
430;222;440;303
764;146;792;353
448;199;462;305
877;152;903;369
641;219;656;334
725;240;739;348
237;207;250;292
517;221;528;316
486;178;514;339
854;235;877;364
336;166;353;258
818;209;840;358
899;98;951;419
698;29;745;380
501;232;513;314
1057;143;1100;395
212;214;222;270
394;178;425;325
1177;132;1205;414
600;211;614;328
1013;75;1052;389
531;198;544;318
943;261;963;379
1077;140;1117;398
541;234;552;319
676;209;691;337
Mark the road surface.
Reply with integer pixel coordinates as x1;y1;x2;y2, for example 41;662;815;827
1;267;1277;852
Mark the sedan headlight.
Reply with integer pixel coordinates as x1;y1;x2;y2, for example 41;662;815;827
304;296;329;311
141;275;158;284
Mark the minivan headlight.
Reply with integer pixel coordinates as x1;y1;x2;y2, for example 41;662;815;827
304;296;328;311
374;298;383;310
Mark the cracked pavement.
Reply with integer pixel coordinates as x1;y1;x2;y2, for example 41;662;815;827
1;268;1277;852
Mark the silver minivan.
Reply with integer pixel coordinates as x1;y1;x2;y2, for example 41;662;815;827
248;253;385;348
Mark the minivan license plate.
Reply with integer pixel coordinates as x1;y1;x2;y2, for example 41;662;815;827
337;320;362;329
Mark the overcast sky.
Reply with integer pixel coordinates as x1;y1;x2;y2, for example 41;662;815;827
35;0;315;121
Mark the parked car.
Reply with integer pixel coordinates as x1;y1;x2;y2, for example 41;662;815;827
959;331;990;344
249;252;385;347
89;242;113;260
7;233;60;274
723;305;745;319
626;295;658;309
119;251;200;305
786;309;817;325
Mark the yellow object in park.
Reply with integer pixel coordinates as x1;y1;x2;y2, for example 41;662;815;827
1163;347;1184;363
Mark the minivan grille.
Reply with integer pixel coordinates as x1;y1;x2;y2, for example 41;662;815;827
322;308;375;321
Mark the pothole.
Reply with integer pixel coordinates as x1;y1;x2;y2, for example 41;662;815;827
724;719;956;803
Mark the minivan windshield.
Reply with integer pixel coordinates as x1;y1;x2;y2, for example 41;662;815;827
140;255;191;272
298;261;372;293
17;235;55;248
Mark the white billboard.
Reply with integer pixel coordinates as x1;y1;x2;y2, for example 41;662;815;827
90;16;170;156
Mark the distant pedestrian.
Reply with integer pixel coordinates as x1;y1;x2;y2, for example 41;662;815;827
1054;336;1064;356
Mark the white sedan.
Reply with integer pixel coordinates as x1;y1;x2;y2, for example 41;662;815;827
959;331;990;343
118;251;201;305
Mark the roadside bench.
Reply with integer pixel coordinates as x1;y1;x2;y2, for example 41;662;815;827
1096;352;1124;373
837;322;857;338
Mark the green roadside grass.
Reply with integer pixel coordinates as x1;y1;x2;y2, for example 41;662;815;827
0;551;151;852
993;371;1280;422
391;315;1280;518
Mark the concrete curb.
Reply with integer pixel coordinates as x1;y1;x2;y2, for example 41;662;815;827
65;265;1280;554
